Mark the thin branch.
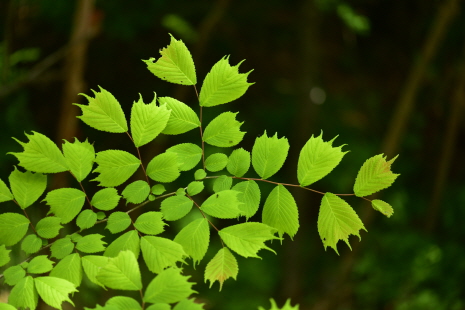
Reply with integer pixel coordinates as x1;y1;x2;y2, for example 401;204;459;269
126;131;151;185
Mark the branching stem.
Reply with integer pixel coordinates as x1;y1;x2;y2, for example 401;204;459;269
126;131;150;185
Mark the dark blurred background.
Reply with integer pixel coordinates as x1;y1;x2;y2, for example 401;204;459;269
1;0;464;309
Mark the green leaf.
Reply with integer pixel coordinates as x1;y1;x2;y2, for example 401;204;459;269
92;150;140;187
219;222;279;258
318;193;366;254
297;132;348;186
8;131;68;173
202;112;245;147
75;86;128;133
0;303;18;310
104;230;140;258
91;188;121;211
258;298;300;310
0;244;11;267
96;250;142;290
49;253;82;287
200;190;242;219
0;213;29;246
353;154;400;197
212;175;232;192
122;180;150;204
3;265;26;286
9;168;47;209
27;255;54;274
205;153;228;172
134;212;166;235
144;268;196;304
63;138;95;182
166;143;202;171
51;237;75;259
147;152;180;183
106;296;142;310
34;276;77;309
227;148;250;177
160;196;193;221
204;248;238;291
262;185;299;239
21;234;42;255
76;234;107;253
174;218;209;266
199;56;253;107
158;97;200;135
0;178;14;203
194;169;206;180
146;304;171;310
36;216;62;239
106;212;131;234
76;210;97;230
96;211;106;220
371;199;394;217
176;188;186;196
232;180;261;220
8;276;38;310
173;299;205;310
43;188;86;223
151;184;166;195
187;181;204;196
131;94;171;147
144;35;196;85
252;131;289;180
141;236;187;274
82;255;109;288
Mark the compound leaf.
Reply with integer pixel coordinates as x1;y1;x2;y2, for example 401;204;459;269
91;188;121;211
174;218;209;266
76;234;106;253
106;212;131;234
96;250;142;291
203;112;245;147
3;265;26;286
76;210;97;230
205;153;228;172
144;268;196;304
44;188;86;224
106;296;142;310
232;180;261;220
160;195;193;221
8;276;38;310
158;97;200;135
371;199;394;218
82;255;109;288
200;190;242;219
122;180;150;204
134;212;166;235
141;236;187;274
204;247;238;291
252;132;289;180
318;193;366;254
227;148;250;177
21;234;42;255
27;255;54;274
104;230;140;258
0;213;29;246
0;178;14;203
75;86;128;133
49;253;82;287
354;154;400;197
34;276;77;309
147;152;180;183
92;150;140;187
36;216;62;239
9;168;47;209
63;138;95;182
166;143;202;171
51;238;75;259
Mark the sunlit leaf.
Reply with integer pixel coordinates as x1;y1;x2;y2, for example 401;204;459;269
106;212;131;234
371;199;394;217
160;196;193;221
212;175;232;192
104;230;140;258
122;180;150;204
232;180;261;220
82;255;109;288
51;237;75;259
36;216;62;239
141;236;187;274
174;218;209;266
76;234;106;253
63;138;95;182
144;268;196;304
0;213;29;246
258;298;300;310
158;97;200;135
252;131;289;180
147;152;180;183
106;296;142;310
187;181;204;196
134;212;166;235
0;178;14;203
34;276;77;309
3;265;26;286
21;234;42;255
27;255;54;274
173;298;205;310
8;276;38;310
92;150;140;187
166;143;202;171
203;112;245;147
49;253;82;287
227;148;250;177
43;188;86;224
9;168;47;209
96;250;142;290
204;248;238;291
0;244;11;267
200;190;242;219
76;210;97;230
205;153;228;172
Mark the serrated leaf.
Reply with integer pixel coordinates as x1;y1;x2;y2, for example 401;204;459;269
147;152;180;183
131;94;171;147
173;299;205;310
141;236;187;274
297;132;348;186
212;175;232;192
3;265;26;286
258;298;300;310
96;211;106;220
232;180;261;220
122;180;150;204
82;255;109;288
104;230;140;258
75;86;128;133
0;244;11;267
205;247;238;291
187;181;204;196
227;148;250;177
146;304;171;310
252;131;289;180
166;143;202;171
8;131;68;173
144;35;196;85
205;153;228;172
9;168;47;209
0;303;17;310
36;216;62;239
96;250;142;290
201;190;242;219
63;138;95;182
0;213;29;246
219;222;279;258
106;296;142;310
262;185;299;239
49;253;82;287
44;188;86;223
106;212;131;234
371;199;394;217
199;56;253;107
51;237;75;259
160;196;193;221
91;188;121;211
144;268;196;304
194;169;206;180
27;255;54;274
151;184;166;195
21;234;42;255
92;150;140;187
354;154;400;197
134;212;166;235
76;234;107;253
202;112;245;147
158;97;200;135
8;276;38;310
76;210;97;230
318;193;366;254
0;178;14;203
174;218;209;266
34;276;77;309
